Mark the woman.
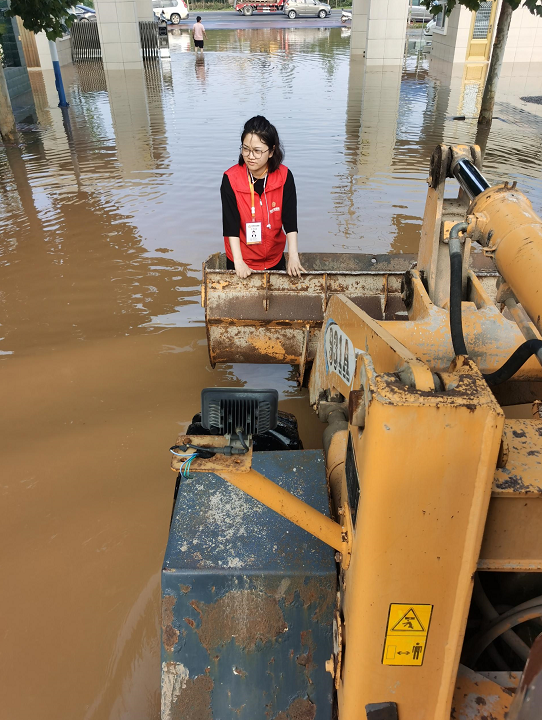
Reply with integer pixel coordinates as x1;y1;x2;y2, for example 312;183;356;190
221;116;305;278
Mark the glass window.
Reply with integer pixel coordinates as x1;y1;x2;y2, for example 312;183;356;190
152;1;161;8
472;1;493;39
435;2;447;29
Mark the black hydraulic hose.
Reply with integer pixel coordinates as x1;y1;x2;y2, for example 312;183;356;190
465;605;542;667
473;576;530;663
448;222;469;357
482;339;542;386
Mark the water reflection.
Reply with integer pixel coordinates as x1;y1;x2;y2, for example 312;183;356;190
195;54;207;85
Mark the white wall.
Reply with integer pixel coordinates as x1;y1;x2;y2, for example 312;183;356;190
431;0;542;66
503;3;542;63
430;5;472;64
34;32;73;69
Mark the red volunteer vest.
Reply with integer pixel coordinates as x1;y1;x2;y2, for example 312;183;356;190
224;163;288;270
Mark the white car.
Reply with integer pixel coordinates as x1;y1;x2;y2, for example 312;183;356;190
152;0;189;23
424;18;436;35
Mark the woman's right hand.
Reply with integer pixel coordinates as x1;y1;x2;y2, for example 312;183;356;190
234;259;252;279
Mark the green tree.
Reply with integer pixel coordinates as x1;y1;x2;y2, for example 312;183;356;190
8;0;74;40
425;0;542;125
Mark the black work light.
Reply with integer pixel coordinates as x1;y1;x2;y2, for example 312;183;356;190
201;388;279;437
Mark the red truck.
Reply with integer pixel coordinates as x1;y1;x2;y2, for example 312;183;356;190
235;0;285;15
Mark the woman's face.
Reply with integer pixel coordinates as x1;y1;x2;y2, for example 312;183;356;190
242;133;274;176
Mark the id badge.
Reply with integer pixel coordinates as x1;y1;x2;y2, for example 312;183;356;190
246;222;262;245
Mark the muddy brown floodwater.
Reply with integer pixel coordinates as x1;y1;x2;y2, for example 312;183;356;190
1;26;542;720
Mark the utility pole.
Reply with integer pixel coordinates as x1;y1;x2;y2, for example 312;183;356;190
49;39;69;108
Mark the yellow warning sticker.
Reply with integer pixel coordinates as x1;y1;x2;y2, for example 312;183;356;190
382;604;433;666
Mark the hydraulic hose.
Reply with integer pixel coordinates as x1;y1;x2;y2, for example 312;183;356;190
464;604;542;667
448;222;542;384
448;222;469;357
482;338;542;386
473;576;530;663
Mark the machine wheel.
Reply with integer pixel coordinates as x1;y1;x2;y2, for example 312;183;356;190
318;9;326;17
288;9;297;18
243;5;253;14
170;13;181;23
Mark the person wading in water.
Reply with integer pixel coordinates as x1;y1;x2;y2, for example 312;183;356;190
221;115;305;278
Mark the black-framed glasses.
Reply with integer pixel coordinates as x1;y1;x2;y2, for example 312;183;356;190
240;145;269;159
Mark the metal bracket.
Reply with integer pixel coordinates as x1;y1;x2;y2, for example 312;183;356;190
263;272;270;312
170;435;253;474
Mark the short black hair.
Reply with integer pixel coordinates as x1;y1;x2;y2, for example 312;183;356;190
196;15;201;21
238;116;284;174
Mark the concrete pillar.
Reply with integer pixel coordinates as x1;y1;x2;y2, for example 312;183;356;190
94;0;153;70
351;0;409;65
351;0;369;57
136;0;154;20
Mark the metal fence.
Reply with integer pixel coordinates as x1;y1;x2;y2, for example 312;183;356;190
71;20;159;62
139;21;160;59
71;21;101;61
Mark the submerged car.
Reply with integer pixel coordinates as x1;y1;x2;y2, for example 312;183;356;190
284;0;331;18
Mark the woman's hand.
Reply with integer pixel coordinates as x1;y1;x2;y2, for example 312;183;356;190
234;258;252;279
287;253;306;277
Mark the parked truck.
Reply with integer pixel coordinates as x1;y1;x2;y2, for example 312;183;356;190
235;0;285;14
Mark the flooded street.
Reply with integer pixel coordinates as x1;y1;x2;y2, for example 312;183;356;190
2;26;542;719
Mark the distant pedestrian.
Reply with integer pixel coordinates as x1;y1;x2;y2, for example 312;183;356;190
192;16;207;53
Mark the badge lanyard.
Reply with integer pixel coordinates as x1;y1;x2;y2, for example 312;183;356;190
246;169;270;245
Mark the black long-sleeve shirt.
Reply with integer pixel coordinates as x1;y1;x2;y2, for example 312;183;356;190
221;168;298;237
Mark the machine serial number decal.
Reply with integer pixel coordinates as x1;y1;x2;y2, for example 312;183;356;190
382;604;433;666
324;321;355;386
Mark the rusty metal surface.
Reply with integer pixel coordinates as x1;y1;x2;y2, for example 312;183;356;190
205;252;418;274
161;450;336;720
451;664;513;720
493;421;542;496
479;420;542;571
203;252;500;367
508;633;542;720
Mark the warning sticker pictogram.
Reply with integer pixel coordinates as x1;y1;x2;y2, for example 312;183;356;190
391;607;426;633
382;604;433;667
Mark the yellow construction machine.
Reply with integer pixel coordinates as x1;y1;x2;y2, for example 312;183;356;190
162;144;542;720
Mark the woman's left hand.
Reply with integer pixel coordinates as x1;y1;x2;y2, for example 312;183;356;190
287;254;306;277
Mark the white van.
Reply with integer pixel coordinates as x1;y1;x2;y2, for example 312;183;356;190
152;0;189;23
